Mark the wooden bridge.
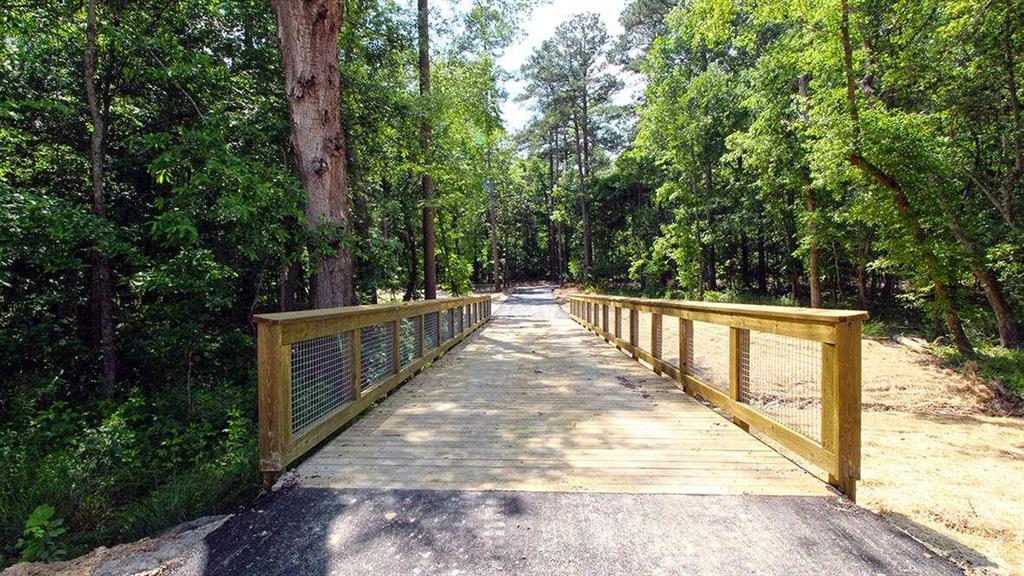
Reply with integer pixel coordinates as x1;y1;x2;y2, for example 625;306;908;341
254;287;865;501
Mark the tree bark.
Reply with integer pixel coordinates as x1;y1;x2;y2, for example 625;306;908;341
798;74;822;308
418;0;437;299
943;208;1021;348
572;114;592;278
84;0;116;392
547;129;559;281
271;0;355;309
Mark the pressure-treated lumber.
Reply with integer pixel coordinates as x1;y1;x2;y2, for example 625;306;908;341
569;293;864;501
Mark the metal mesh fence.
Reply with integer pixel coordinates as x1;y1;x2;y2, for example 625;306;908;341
661;317;681;368
290;333;354;434
400;316;421;368
637;311;652;354
619;308;630;343
456;306;464;333
689;321;730;394
440;309;453;342
741;332;822;441
424;312;439;351
360;323;393;391
613;306;621;338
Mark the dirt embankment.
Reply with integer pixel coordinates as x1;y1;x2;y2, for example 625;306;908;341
858;339;1023;576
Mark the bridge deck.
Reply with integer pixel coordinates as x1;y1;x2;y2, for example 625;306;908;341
298;288;829;496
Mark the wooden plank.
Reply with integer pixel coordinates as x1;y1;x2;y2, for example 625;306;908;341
259;296;489;345
834;320;862;501
257;323;290;486
569;294;868;323
729;327;750;431
820;341;838;486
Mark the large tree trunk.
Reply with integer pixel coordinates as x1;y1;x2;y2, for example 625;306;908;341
798;75;822;308
272;0;355;309
84;0;116;393
572;115;592;278
944;210;1021;348
547;129;559;282
418;0;437;299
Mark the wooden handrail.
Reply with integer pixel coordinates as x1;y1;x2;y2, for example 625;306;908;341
568;293;864;501
255;295;492;487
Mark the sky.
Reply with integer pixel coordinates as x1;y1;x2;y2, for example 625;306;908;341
496;1;629;133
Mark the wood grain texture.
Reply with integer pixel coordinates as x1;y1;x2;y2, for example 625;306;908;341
298;299;829;496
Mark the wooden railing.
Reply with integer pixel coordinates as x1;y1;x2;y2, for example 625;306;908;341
254;295;492;486
568;294;866;501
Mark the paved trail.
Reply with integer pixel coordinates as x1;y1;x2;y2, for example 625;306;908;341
165;288;960;576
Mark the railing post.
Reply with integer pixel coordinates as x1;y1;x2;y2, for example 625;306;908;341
629;308;639;359
257;322;291;488
352;328;362;400
391;320;400;374
602;304;609;334
823;320;862;501
651;313;663;375
448;306;455;340
729;327;750;431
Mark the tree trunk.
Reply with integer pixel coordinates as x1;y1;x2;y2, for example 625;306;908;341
840;0;972;354
84;0;116;392
572;115;592;278
418;0;437;299
798;74;822;308
271;0;355;309
402;205;418;301
806;189;822;308
756;219;768;294
487;175;501;291
740;232;751;291
944;210;1021;347
547;129;559;281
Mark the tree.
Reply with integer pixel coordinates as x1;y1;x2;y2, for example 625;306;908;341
418;0;438;299
521;13;621;279
83;0;116;390
270;0;355;308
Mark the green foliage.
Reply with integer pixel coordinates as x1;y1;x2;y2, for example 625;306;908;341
16;505;66;563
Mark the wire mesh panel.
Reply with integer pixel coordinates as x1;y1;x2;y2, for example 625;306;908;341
742;332;823;441
290;333;354;435
456;306;464;333
359;323;393;391
689;321;730;393
637;311;653;355
619;308;631;343
440;308;453;342
661;318;681;368
399;316;422;368
424;312;439;351
613;306;621;338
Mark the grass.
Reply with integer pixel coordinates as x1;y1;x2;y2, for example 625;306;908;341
934;344;1024;399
